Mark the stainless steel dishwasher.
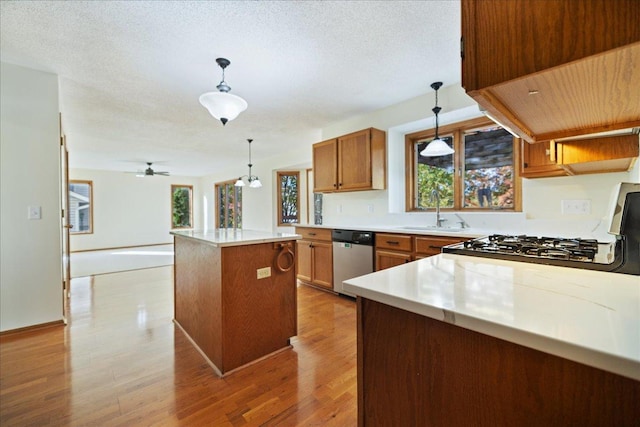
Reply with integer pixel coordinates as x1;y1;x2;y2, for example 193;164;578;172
332;229;374;297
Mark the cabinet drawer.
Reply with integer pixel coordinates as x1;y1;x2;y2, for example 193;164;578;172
295;227;332;242
415;236;466;256
376;233;413;252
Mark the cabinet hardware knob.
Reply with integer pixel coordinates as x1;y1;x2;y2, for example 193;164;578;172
387;241;399;245
309;232;316;236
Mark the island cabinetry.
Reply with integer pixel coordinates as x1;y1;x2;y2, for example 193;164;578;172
375;233;413;271
357;298;640;426
461;0;640;142
521;133;639;178
313;128;386;193
295;227;333;290
173;233;297;376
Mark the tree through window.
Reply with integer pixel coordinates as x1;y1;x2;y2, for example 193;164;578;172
406;117;520;212
171;185;193;229
277;171;300;225
216;180;242;228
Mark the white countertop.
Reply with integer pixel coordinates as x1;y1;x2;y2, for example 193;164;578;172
343;254;640;381
296;223;484;238
171;229;300;247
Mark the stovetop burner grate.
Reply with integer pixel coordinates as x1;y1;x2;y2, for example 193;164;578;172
459;234;602;262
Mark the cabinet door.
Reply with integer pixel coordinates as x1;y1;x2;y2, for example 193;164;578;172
556;134;639;175
338;129;371;191
296;240;312;283
313;139;338;192
311;241;333;289
521;140;567;178
376;250;412;271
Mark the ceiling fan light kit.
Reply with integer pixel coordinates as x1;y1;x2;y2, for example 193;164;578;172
199;57;248;126
420;81;455;157
235;139;261;188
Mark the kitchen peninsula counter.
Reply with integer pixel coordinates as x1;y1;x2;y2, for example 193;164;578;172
344;254;640;425
172;229;300;376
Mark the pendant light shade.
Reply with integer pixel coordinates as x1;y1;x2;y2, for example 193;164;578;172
420;137;454;156
199;58;247;126
420;81;454;157
234;139;261;188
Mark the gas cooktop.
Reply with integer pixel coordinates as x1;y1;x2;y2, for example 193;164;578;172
443;234;617;270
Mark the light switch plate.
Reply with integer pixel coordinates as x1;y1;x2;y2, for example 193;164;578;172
28;206;41;220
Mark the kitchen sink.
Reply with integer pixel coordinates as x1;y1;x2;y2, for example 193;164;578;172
395;226;462;232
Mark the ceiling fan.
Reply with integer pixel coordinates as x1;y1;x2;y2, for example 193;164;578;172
128;162;170;177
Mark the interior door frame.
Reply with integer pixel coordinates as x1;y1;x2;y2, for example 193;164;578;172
60;117;71;319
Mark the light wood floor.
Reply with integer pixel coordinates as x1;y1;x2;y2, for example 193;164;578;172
0;266;357;426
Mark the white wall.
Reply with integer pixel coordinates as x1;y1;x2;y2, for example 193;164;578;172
1;62;63;332
69;169;202;251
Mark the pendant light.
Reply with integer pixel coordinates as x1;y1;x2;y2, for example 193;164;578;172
420;81;454;157
235;139;262;188
199;58;248;126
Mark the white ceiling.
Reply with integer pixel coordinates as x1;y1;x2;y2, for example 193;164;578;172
0;1;462;177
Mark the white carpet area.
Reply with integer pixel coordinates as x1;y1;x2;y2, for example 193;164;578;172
70;244;174;278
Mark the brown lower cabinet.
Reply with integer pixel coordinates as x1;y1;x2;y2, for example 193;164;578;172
375;233;468;271
358;298;640;426
295;227;333;291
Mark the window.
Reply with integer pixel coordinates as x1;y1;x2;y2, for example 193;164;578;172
171;185;193;229
406;117;520;211
68;180;93;234
277;171;300;225
216;180;242;228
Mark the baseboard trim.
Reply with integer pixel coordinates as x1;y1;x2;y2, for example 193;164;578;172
0;319;65;338
71;242;173;253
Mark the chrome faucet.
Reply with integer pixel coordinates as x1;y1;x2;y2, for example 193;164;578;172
429;189;446;227
454;213;469;229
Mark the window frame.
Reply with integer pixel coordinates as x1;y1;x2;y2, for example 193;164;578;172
405;117;522;212
277;170;301;226
215;179;242;229
171;184;193;229
68;179;93;234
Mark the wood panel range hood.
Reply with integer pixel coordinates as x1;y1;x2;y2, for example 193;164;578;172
461;0;640;144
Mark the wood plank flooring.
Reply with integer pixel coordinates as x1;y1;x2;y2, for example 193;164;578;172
0;266;357;426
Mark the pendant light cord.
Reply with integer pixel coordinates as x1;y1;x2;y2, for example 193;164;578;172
433;86;441;139
247;138;253;175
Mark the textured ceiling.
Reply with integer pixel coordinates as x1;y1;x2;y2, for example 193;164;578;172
0;1;461;177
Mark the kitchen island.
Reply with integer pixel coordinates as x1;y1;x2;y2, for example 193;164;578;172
344;254;640;426
172;229;299;376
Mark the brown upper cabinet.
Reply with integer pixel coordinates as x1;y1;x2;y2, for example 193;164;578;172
461;0;640;143
521;132;639;178
313;128;386;193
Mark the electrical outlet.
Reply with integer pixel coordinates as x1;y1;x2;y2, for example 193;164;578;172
337;204;342;214
561;199;591;215
256;267;271;279
367;204;374;213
